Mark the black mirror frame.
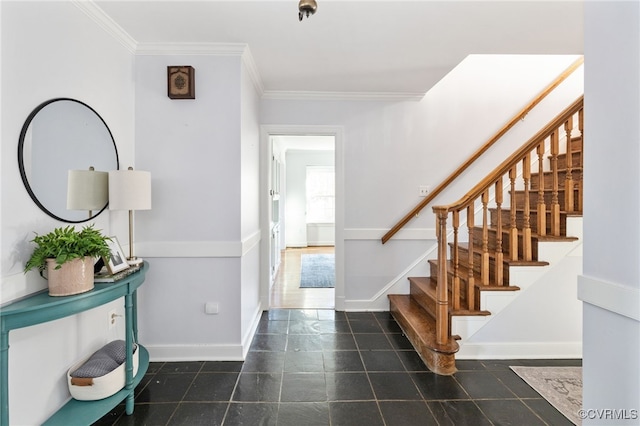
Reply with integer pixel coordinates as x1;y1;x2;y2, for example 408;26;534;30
17;98;120;223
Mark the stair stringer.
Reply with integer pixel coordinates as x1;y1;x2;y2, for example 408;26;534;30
452;216;583;359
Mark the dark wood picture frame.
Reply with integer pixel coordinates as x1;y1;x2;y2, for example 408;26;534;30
167;66;195;99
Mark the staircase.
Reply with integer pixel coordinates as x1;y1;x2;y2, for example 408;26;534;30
388;97;584;375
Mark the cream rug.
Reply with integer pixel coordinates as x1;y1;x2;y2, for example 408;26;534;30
510;366;582;425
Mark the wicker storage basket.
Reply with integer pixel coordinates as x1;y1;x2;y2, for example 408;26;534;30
67;343;138;401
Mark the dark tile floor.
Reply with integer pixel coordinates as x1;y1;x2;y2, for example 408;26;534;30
95;309;581;425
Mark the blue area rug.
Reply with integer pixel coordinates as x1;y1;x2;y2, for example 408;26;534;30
300;254;335;288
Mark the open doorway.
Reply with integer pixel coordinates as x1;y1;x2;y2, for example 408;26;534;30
269;135;335;309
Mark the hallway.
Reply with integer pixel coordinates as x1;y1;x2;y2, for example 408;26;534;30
270;247;335;309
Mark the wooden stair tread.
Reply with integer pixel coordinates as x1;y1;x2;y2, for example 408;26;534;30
408;276;452;317
452;243;550;266
530;168;583;184
414;267;525;291
388;295;459;354
450;309;492;316
409;277;499;315
388;295;459;375
535;169;583;172
471;226;580;242
474;284;521;291
427;259;512;285
408;277;433;287
531;165;583;173
408;276;502;312
537;235;579;242
489;207;579;215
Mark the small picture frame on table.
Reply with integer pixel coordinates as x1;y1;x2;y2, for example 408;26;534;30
167;65;195;99
104;237;129;274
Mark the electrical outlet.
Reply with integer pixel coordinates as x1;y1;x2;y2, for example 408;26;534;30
108;310;117;329
205;302;219;315
419;185;430;197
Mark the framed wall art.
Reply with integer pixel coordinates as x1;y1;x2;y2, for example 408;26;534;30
104;236;129;274
167;65;195;99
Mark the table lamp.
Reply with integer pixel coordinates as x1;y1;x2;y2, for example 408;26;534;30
67;167;109;218
108;167;151;265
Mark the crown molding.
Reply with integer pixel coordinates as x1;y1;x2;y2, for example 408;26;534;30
71;0;137;53
135;42;248;56
136;42;265;95
241;45;265;97
71;2;415;101
261;90;425;102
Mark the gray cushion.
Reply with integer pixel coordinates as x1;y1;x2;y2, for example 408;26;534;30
71;340;133;379
101;340;127;364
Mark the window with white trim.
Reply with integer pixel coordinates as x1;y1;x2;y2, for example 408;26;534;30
306;166;335;223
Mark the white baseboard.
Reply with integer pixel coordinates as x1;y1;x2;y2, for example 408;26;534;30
147;304;264;362
343;299;391;312
308;241;335;247
286;242;308;248
242;304;264;359
456;341;582;359
335;295;346;311
147;344;245;362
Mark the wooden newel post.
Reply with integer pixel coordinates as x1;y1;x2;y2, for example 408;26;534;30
434;207;450;346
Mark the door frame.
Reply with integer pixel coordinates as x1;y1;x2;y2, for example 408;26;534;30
259;125;345;311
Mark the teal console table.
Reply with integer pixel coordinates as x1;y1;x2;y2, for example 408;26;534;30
0;262;148;426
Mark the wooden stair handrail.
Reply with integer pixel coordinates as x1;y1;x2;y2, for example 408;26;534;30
433;96;583;214
381;56;584;244
431;96;584;347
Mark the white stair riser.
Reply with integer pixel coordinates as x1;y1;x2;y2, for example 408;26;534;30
452;218;582;347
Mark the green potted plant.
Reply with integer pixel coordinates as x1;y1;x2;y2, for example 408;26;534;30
24;225;111;296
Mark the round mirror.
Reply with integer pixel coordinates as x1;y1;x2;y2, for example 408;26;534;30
18;98;119;223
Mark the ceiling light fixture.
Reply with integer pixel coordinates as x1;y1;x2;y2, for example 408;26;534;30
298;0;317;21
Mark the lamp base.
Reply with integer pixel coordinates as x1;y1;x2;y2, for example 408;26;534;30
127;257;144;266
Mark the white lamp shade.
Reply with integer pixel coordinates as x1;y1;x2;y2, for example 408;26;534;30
108;169;152;210
67;169;109;210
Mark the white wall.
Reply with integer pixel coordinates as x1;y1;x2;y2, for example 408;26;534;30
261;54;584;309
581;2;640;423
133;50;262;360
240;59;262;349
284;149;334;247
307;223;335;246
1;2;135;424
0;6;598;423
457;220;583;359
134;55;242;243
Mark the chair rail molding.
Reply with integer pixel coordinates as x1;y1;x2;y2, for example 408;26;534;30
135;231;261;258
578;275;640;322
